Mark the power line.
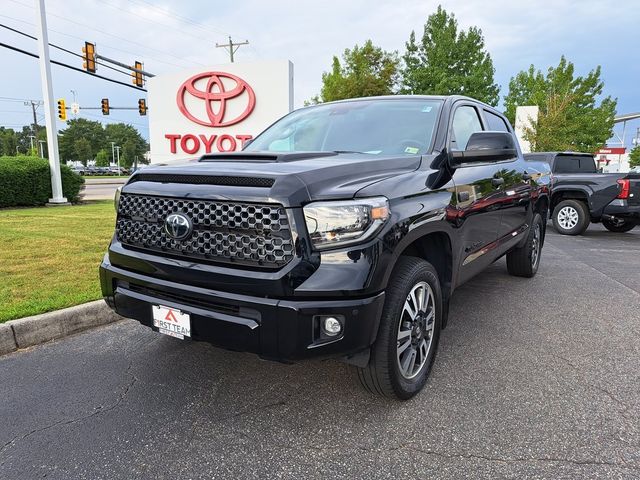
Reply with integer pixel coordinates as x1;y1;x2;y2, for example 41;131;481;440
0;22;132;77
127;0;232;36
5;0;207;67
97;0;228;45
0;13;192;70
0;41;147;92
81;111;148;129
0;96;40;102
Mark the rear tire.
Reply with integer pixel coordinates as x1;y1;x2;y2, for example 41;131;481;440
552;200;590;235
602;218;636;233
507;213;544;278
354;257;442;400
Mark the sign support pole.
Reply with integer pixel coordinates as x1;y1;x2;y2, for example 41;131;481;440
34;0;67;204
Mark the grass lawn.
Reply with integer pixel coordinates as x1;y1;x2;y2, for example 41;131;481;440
0;201;115;323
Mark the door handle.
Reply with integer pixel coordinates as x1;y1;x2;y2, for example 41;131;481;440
491;177;505;187
522;171;532;181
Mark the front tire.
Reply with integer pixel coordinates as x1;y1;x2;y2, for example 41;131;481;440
507;213;544;278
602;217;636;233
552;199;590;235
354;257;442;400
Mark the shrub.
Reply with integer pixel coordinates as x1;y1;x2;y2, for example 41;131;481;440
0;156;84;207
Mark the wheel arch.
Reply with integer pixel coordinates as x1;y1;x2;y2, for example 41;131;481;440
550;188;590;215
391;230;454;328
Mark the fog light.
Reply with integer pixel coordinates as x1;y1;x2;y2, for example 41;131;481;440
322;316;343;336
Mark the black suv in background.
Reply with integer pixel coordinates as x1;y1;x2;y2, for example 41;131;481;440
101;96;550;399
525;152;640;234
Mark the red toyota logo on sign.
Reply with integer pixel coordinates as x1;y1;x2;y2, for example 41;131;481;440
176;72;256;127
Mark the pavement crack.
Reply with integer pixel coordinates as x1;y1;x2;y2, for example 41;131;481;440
0;362;137;458
551;353;634;423
272;442;639;470
397;444;640;470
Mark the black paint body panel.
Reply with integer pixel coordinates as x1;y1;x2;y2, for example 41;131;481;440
100;95;550;362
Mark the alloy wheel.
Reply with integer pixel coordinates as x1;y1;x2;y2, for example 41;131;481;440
397;281;435;379
531;223;541;268
557;206;579;230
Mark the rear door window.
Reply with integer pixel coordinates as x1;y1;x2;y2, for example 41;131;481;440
484;110;510;132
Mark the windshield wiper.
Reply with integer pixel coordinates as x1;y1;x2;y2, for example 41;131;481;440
332;150;371;154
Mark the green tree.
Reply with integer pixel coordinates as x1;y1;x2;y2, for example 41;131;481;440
0;127;18;156
104;123;148;168
630;146;640;169
58;118;106;162
74;138;93;166
94;149;110;167
312;40;400;103
504;56;616;152
121;139;137;167
401;6;500;105
16;124;45;155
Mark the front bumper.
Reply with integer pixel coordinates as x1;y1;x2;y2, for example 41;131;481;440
100;255;385;363
603;199;640;224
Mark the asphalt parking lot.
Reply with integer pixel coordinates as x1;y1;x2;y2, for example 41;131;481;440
82;177;127;200
1;223;639;479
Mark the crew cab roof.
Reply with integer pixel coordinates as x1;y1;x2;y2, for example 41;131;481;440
308;94;496;110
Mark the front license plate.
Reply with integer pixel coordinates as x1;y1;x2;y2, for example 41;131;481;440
152;305;191;339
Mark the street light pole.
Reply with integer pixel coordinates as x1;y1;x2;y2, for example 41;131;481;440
39;139;46;158
116;146;121;175
110;141;116;166
34;0;67;204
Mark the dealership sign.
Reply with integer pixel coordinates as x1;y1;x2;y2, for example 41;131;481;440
148;60;293;162
596;147;626;155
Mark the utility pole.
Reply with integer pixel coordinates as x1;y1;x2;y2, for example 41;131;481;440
215;36;249;63
24;100;42;132
34;0;67;204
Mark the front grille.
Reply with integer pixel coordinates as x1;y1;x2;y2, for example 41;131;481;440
116;193;295;268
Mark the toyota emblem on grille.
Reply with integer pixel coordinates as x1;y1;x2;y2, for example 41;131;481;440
165;213;193;240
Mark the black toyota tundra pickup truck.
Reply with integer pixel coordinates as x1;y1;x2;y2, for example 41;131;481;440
101;96;550;399
524;152;640;235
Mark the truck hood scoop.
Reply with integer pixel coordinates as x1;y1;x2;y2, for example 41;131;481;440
129;173;275;188
198;152;338;163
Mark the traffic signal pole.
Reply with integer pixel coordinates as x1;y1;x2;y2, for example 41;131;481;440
34;0;67;204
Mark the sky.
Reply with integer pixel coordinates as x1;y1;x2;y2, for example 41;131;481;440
1;0;639;148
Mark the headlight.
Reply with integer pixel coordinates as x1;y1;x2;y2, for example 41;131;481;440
114;186;122;211
303;197;390;250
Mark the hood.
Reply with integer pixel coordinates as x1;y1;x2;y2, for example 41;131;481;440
124;152;421;207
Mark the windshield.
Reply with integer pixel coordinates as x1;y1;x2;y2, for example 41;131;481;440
244;99;443;155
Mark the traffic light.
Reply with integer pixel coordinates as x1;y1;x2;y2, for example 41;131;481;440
57;99;67;121
101;98;110;115
138;98;147;116
82;42;96;73
132;61;143;87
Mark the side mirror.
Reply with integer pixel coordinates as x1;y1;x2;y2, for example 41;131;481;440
450;131;517;165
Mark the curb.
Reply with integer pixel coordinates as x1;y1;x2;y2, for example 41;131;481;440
0;300;124;356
